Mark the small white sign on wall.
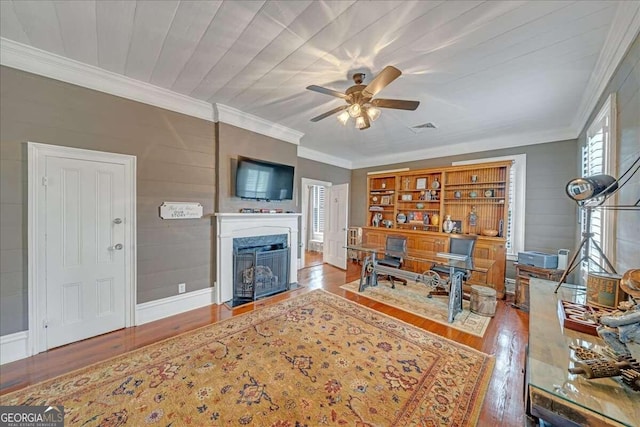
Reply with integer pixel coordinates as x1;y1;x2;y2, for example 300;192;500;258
160;202;203;219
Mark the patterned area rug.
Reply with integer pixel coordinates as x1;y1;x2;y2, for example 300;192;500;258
340;279;491;337
1;290;494;426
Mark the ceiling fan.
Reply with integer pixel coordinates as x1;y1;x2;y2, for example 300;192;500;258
306;66;420;130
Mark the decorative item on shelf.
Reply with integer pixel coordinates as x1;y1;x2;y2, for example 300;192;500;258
587;272;625;309
431;190;438;200
452;220;463;233
558;301;613;336
401;194;412;201
469;191;478;198
416;203;424;209
431;213;440;226
443;215;454;233
454;191;462;199
382;219;393;228
423;213;430;225
422;191;430;201
471;175;478;183
416;178;427;190
484;189;494;197
403;177;411;190
381;195;391;205
407;212;414;222
482;229;498;237
498;219;504;237
372;196;378;203
372;212;383;227
596;269;640;357
431;177;440;189
397;213;407;224
468;206;478;227
381;182;386;189
413;211;423;222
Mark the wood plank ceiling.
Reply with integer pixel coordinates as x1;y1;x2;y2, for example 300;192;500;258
0;1;635;167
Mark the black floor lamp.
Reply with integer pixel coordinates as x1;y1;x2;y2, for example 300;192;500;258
555;174;622;293
555;156;640;293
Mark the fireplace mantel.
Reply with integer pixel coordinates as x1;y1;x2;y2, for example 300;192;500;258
215;213;301;304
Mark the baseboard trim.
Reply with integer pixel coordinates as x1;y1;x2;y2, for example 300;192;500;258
0;331;30;365
135;287;216;326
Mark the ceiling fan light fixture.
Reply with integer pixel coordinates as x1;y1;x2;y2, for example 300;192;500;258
348;103;361;118
337;110;350;125
366;107;381;121
355;116;367;129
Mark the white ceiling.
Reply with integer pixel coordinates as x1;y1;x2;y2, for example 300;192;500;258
1;1;639;169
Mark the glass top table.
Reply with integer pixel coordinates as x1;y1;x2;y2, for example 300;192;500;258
527;278;639;426
345;243;494;323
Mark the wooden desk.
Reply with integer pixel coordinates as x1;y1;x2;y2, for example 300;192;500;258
527;279;639;426
345;244;493;323
515;263;564;311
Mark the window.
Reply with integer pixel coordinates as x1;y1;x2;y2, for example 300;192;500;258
581;93;617;281
453;154;526;260
311;185;325;241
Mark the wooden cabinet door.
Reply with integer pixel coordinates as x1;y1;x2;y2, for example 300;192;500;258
468;239;506;297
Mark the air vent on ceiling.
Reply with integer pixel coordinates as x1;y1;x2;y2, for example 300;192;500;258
412;122;436;129
409;122;437;134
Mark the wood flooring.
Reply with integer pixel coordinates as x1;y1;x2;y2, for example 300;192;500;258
0;261;529;426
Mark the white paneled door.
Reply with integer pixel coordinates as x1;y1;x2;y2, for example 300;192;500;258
43;155;127;349
323;183;349;270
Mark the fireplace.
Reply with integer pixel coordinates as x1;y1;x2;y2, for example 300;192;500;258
215;213;300;305
233;234;289;304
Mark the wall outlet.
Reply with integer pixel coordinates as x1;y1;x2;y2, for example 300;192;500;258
178;283;186;294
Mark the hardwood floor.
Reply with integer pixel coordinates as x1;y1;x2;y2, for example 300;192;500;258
0;261;529;425
303;249;324;267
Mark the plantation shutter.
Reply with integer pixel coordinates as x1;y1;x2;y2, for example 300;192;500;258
312;185;325;237
505;167;515;253
581;128;605;276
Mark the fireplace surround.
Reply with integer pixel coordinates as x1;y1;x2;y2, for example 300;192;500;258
215;213;300;304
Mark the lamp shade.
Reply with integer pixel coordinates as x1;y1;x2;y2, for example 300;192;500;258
348;103;361;118
337;110;350;125
565;174;618;202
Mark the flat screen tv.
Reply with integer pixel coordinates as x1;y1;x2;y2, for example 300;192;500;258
235;157;295;200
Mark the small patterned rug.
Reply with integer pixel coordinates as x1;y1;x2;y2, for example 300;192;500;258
0;290;494;426
340;279;491;337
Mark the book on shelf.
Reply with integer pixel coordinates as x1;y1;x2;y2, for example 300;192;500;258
369;206;383;211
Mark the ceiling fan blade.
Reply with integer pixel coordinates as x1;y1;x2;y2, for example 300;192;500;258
306;85;349;99
371;98;420;110
362;66;402;99
310;105;348;122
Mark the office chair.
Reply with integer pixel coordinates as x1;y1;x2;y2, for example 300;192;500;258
377;235;408;289
428;234;477;296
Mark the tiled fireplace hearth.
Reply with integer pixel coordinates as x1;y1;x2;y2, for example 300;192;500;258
215;213;300;305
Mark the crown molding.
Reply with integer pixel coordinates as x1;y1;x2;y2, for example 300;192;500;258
349;127;577;169
214;104;303;145
297;146;353;169
572;2;640;134
0;38;215;122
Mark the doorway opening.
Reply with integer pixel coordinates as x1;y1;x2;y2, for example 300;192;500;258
301;178;330;268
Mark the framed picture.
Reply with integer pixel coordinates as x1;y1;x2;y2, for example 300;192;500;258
381;195;391;205
452;220;463;233
416;178;427;189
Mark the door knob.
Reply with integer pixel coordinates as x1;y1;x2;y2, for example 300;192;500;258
113;218;123;224
114;243;123;250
